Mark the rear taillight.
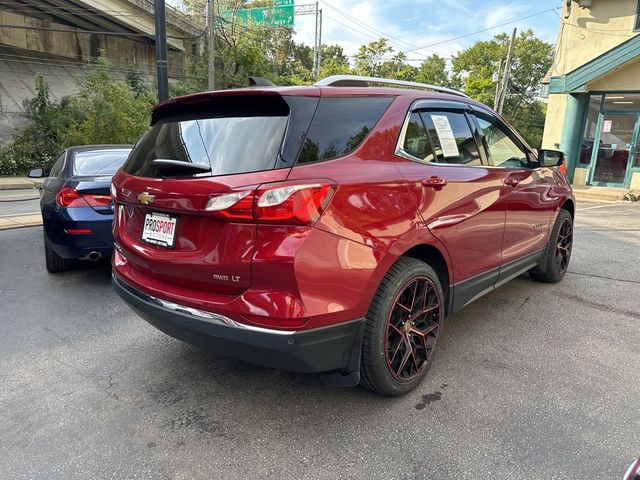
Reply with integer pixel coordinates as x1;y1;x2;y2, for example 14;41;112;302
206;191;253;220
205;182;335;226
57;187;85;207
57;187;113;208
256;184;333;225
82;194;112;207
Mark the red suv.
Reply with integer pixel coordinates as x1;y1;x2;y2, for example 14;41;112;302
111;75;574;396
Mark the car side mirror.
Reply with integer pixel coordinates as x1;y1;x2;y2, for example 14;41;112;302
538;149;565;168
27;168;45;178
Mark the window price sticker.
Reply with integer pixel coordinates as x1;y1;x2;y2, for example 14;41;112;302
431;115;460;158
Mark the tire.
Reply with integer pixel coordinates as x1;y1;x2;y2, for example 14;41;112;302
529;209;573;283
360;257;445;397
44;232;72;273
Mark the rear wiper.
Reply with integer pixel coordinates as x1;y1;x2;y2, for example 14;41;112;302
151;159;211;176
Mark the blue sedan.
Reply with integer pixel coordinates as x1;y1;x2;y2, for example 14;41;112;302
29;145;133;273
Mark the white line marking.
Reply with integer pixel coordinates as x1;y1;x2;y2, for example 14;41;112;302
579;203;633;211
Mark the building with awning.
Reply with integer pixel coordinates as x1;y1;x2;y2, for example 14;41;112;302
542;0;640;190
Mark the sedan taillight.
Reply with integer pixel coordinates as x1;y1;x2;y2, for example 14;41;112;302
57;187;113;208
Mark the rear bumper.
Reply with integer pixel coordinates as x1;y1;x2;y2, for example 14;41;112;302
112;273;366;373
43;207;114;259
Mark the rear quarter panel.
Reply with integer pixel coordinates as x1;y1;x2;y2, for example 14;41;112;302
285;95;453;326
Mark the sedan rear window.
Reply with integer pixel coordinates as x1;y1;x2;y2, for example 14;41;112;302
73;149;132;176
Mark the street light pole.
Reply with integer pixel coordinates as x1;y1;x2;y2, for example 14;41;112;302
153;0;169;101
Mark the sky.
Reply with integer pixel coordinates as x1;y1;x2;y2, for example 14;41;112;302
291;0;563;63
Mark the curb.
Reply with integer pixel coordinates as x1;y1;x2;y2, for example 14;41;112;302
0;179;44;191
0;214;43;230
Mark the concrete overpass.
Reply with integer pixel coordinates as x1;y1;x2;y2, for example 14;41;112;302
0;0;202;143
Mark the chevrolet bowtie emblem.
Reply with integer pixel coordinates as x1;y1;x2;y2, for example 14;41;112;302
138;192;155;205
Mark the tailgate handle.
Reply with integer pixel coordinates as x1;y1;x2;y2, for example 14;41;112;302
422;176;447;188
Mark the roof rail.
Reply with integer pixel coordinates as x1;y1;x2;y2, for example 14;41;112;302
315;75;469;98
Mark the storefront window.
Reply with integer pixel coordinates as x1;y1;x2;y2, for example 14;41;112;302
579;95;602;165
603;93;640;110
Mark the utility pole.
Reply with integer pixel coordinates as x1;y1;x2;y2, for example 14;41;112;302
312;1;319;80
153;0;169;101
496;28;517;115
493;59;503;110
316;8;322;78
208;0;215;90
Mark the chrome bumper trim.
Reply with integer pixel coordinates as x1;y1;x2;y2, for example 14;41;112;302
113;273;296;336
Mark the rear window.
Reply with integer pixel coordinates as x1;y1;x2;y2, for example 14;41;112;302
73;149;132;176
123;95;291;178
297;96;393;164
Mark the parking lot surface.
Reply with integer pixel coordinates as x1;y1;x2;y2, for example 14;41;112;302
1;202;639;479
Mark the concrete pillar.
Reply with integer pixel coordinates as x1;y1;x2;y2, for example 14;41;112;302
560;93;589;183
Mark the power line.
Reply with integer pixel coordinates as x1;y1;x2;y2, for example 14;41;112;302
321;12;389;44
401;7;561;54
319;0;431;56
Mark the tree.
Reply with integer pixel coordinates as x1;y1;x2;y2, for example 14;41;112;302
378;51;417;81
452;30;554;146
353;38;393;77
415;54;450;87
66;57;154;145
319;44;351;78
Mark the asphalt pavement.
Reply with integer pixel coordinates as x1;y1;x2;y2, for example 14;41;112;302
1;202;639;479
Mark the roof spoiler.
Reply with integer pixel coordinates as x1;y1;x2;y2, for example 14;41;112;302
249;76;276;87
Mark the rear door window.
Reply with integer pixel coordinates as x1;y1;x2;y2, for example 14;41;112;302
420;111;482;166
297;96;393;164
73;149;132;176
399;111;435;163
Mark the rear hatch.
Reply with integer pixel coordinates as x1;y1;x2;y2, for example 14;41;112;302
112;90;321;295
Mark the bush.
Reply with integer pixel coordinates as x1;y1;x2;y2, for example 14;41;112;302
0;56;155;176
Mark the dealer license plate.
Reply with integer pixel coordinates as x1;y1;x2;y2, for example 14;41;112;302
141;212;178;248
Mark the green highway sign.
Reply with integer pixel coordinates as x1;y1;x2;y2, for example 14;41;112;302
222;1;295;27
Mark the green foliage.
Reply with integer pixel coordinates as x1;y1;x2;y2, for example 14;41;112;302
415;54;451;88
169;56;209;97
0;57;154;176
1;22;554;175
66;57;154;146
353;38;393;77
0;76;81;175
451;30;554;147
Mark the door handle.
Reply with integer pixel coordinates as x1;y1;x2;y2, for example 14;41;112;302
422;176;447;188
504;177;520;187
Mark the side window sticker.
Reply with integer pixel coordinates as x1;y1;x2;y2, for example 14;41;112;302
430;115;460;158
